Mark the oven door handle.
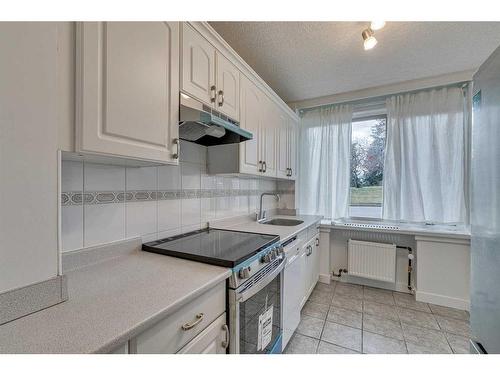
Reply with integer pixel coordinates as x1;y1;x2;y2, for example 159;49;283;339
236;258;285;303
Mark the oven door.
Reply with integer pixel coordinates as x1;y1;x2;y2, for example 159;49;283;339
229;259;284;354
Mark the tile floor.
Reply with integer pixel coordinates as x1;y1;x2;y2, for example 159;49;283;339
284;281;471;354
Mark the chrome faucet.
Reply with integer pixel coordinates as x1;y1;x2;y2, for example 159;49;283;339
257;192;280;222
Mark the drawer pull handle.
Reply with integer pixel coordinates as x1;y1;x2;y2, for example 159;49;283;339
316;238;319;246
221;324;229;349
181;313;204;331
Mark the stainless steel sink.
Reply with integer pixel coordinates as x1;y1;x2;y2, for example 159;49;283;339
261;218;304;226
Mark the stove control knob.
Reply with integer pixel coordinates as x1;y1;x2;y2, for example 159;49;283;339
239;267;251;279
277;246;284;255
270;249;277;260
261;253;272;263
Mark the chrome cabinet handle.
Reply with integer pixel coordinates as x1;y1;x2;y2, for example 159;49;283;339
289;168;292;176
181;313;204;331
316;238;319;246
221;324;229;349
218;90;224;107
306;245;312;256
172;138;180;159
210;86;216;103
258;160;263;172
263;161;267;173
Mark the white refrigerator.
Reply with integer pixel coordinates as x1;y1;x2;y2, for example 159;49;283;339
470;44;500;354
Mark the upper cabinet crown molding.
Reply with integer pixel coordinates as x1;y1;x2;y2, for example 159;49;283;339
75;22;180;165
188;22;298;122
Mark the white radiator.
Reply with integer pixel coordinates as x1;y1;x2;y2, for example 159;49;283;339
347;239;396;283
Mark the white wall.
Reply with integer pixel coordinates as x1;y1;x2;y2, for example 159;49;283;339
415;236;471;310
0;23;59;293
61;141;280;252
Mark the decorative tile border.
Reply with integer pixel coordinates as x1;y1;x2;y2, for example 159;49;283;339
61;188;293;206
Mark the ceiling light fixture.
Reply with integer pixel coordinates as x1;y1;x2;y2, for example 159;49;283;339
370;21;386;31
362;29;378;50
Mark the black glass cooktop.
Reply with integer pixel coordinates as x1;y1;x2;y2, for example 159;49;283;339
142;228;279;268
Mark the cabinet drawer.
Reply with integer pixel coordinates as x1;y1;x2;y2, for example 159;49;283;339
131;282;225;354
177;313;228;354
296;229;307;246
307;224;320;240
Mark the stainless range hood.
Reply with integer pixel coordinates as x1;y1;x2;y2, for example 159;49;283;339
179;93;253;146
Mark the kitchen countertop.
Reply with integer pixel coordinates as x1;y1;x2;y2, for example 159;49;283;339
0;249;231;353
211;214;324;242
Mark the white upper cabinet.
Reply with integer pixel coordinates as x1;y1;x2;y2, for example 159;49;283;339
288;114;298;180
239;74;262;174
181;23;216;107
215;52;240;120
277;112;290;179
277;110;298;180
76;22;180;164
261;96;278;177
181;24;240;120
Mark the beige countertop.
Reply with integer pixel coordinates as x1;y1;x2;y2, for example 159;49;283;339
211;214;324;242
0;248;231;354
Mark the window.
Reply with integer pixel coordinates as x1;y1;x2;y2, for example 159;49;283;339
350;116;386;218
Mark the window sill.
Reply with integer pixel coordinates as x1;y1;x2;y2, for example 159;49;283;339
321;218;470;239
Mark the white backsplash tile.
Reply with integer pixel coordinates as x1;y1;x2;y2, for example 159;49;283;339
61;149;289;252
84;203;126;247
61;205;83;251
158;164;180;190
181;197;201;227
126;201;157;238
84;163;125;191
181;162;201;190
126;166;157;191
158;199;181;232
62;161;83;192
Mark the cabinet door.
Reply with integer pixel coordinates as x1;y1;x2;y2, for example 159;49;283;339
181;23;216;106
288;120;298;180
313;235;320;285
277;114;289;179
239;74;262;175
303;238;316;301
261;97;278;177
299;248;309;309
76;22;179;164
178;314;228;354
216;52;240;120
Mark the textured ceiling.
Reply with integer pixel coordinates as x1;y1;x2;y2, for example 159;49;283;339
209;22;500;103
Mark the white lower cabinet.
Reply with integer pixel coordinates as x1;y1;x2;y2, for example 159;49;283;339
129;282;226;354
299;229;321;309
177;314;228;354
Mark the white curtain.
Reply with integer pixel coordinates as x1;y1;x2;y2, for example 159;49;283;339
383;87;466;223
298;104;352;219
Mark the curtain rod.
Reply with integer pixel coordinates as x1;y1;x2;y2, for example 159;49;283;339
298;80;471;115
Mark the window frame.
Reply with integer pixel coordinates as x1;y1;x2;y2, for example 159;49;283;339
348;114;388;220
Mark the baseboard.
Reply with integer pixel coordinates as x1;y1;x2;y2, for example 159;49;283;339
318;274;331;284
0;275;68;325
333;274;412;294
416;290;470;311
